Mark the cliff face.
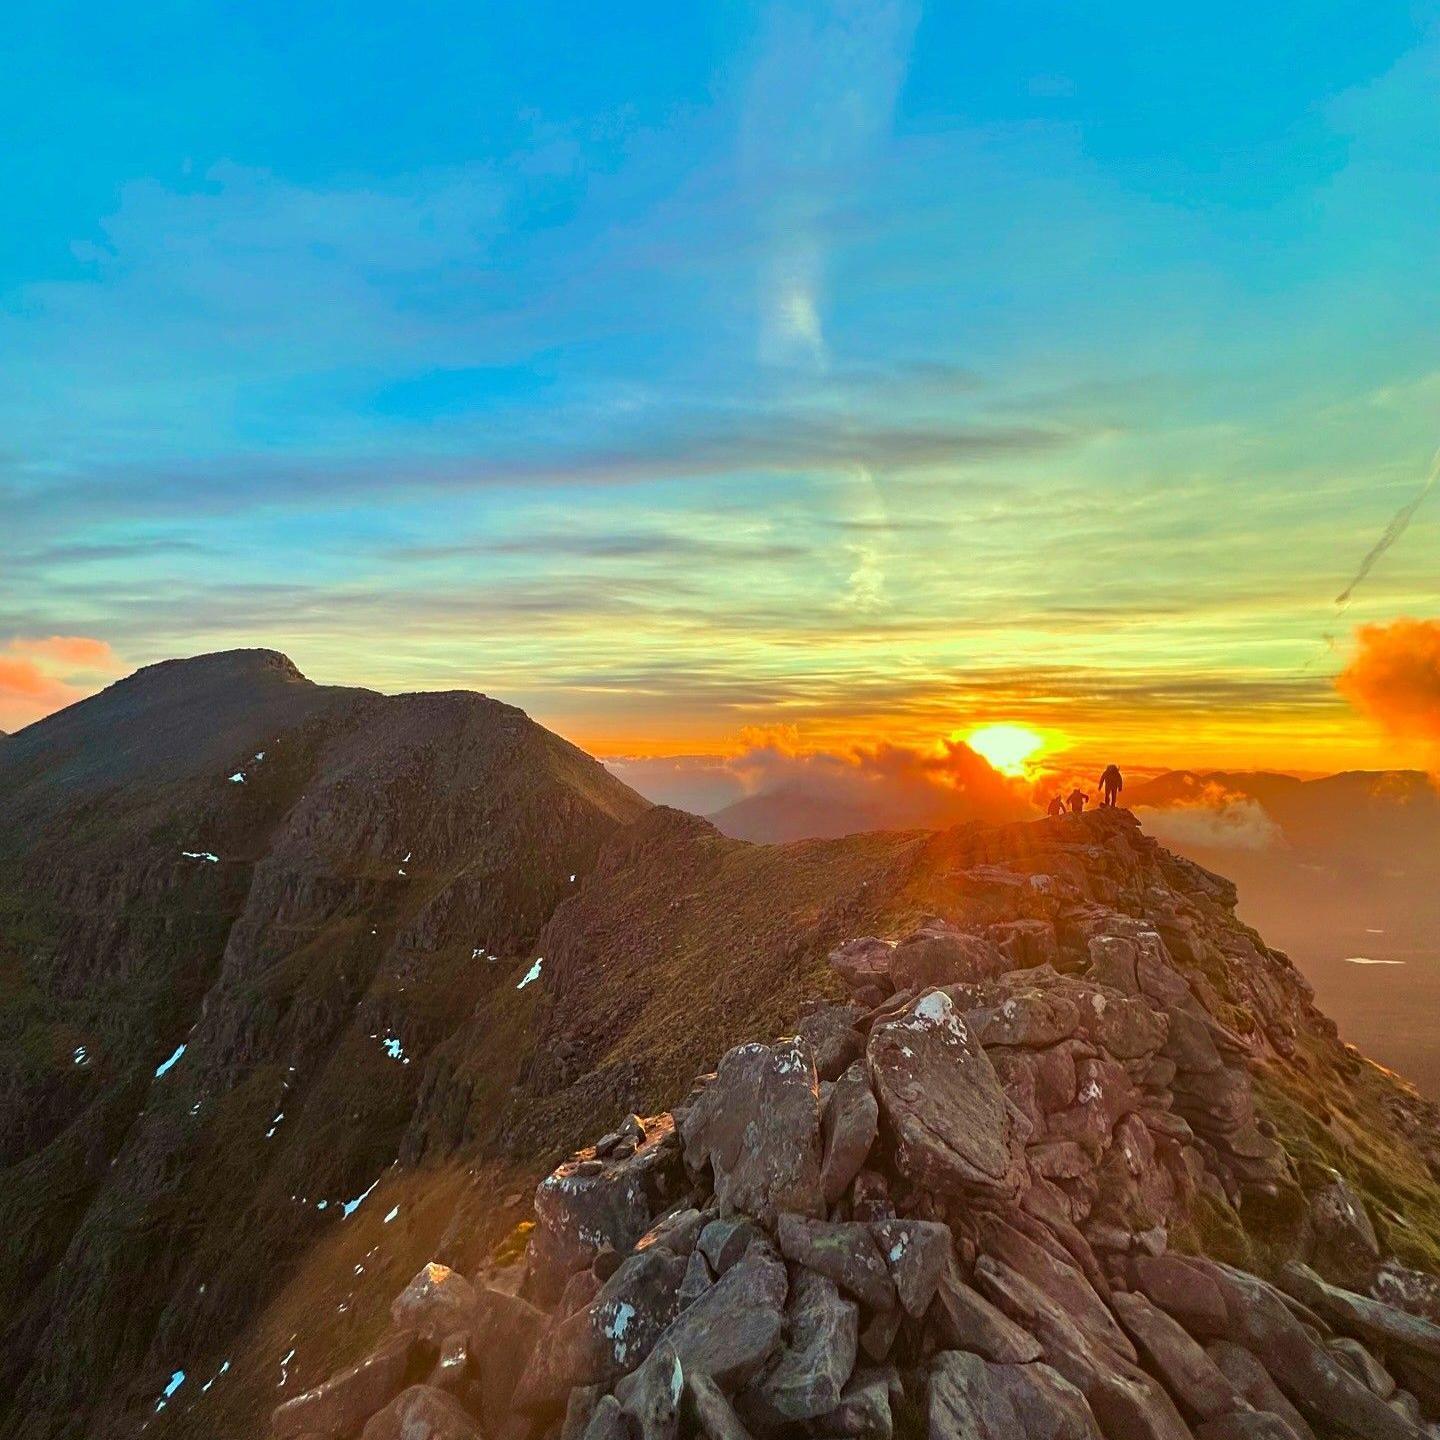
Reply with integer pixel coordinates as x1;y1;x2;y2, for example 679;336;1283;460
0;652;649;1440
9;661;1440;1440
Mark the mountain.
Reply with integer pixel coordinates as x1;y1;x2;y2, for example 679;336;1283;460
0;650;649;1440
252;804;1440;1440
708;783;888;844
9;660;1440;1440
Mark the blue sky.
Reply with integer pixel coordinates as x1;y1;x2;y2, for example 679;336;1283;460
3;0;1438;766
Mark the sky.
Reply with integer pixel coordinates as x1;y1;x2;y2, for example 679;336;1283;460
3;0;1439;779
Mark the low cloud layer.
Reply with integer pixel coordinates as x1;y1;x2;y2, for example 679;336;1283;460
1135;796;1282;852
1338;618;1440;748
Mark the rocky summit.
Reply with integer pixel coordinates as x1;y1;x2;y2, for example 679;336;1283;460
9;654;1440;1440
261;802;1440;1440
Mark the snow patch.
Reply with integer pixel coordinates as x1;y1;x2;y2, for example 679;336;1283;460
228;772;245;784
1345;956;1406;966
73;1045;89;1067
154;1044;186;1078
341;1179;380;1219
154;1370;186;1412
517;957;544;989
201;1360;230;1393
181;851;219;864
383;1205;400;1224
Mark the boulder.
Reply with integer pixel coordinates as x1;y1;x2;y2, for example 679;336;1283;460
777;1214;895;1311
1308;1178;1381;1289
615;1240;786;1404
989;918;1061;971
1205;1342;1314;1440
620;1343;683;1440
1112;1290;1246;1421
391;1264;478;1343
889;925;1009;992
1195;1417;1306;1440
359;1384;483;1440
816;1367;895;1440
822;1062;880;1205
686;1373;754;1440
870;1218;951;1318
928;1252;1042;1363
272;1330;417;1438
829;938;896;993
866;990;1025;1204
470;1289;549;1419
926;1350;1100;1440
698;1218;765;1276
797;1004;866;1080
680;1038;824;1223
529;1118;682;1304
739;1270;858;1427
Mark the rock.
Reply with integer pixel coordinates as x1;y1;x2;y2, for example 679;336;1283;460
989;918;1061;971
797;1004;866;1080
698;1217;765;1276
928;1252;1042;1363
817;1366;895;1439
635;1205;706;1258
429;1332;471;1394
1131;1253;1231;1339
1194;1417;1306;1440
615;1240;786;1404
1309;1178;1381;1288
829;937;896;993
977;1215;1134;1363
561;1385;603;1440
1193;1259;1425;1440
822;1062;880;1205
529;1117;683;1304
859;1304;904;1363
686;1372;755;1440
678;1249;713;1307
359;1384;484;1440
272;1330;417;1438
582;1394;629;1440
866;990;1025;1204
777;1214;895;1312
1328;1336;1396;1398
926;1350;1100;1439
1112;1290;1246;1421
889;924;1009;991
870;1218;950;1318
968;988;1080;1049
739;1269;858;1427
392;1264;478;1343
469;1289;549;1419
1205;1342;1314;1440
680;1038;825;1223
620;1343;683;1440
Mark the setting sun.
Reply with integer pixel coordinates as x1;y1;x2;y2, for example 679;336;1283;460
965;723;1045;776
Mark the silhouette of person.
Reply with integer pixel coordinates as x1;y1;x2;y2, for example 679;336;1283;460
1067;788;1088;815
1046;795;1065;818
1099;764;1123;807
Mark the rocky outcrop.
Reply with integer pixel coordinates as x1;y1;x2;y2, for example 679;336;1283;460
269;818;1440;1440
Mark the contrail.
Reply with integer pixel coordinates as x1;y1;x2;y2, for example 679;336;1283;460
1335;443;1440;611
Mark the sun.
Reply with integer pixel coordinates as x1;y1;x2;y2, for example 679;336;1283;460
965;723;1045;776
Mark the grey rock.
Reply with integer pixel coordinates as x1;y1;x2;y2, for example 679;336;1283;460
889;925;1009;992
797;1004;866;1080
621;1343;683;1440
272;1330;416;1439
926;1350;1100;1440
777;1214;895;1312
816;1366;895;1439
1205;1342;1314;1440
687;1373;755;1440
1112;1290;1247;1421
1194;1416;1308;1440
359;1384;483;1440
615;1240;787;1405
822;1062;880;1205
928;1252;1042;1364
699;1217;766;1276
870;1218;950;1319
829;937;896;992
740;1269;858;1427
680;1038;825;1223
866;990;1025;1204
391;1263;478;1343
1309;1178;1380;1288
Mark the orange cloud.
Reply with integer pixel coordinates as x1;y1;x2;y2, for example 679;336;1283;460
0;635;120;732
1337;618;1440;746
8;635;119;669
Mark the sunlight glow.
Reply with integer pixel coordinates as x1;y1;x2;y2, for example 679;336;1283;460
965;724;1045;776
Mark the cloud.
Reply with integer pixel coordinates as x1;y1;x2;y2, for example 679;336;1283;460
614;733;1030;836
1135;795;1282;852
1335;445;1440;610
0;635;120;731
1337;617;1440;745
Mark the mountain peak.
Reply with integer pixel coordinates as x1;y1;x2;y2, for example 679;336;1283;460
125;646;310;689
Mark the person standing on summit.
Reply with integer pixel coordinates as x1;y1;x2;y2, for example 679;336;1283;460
1099;764;1124;807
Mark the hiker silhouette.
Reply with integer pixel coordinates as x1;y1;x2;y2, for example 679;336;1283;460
1099;764;1123;807
1067;788;1088;815
1046;795;1065;818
